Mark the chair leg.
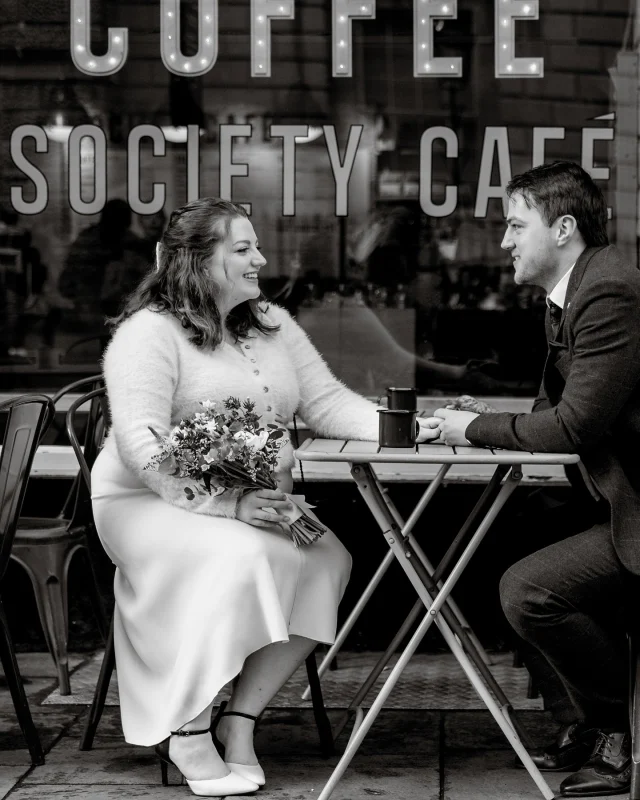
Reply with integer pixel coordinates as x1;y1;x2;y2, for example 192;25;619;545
78;545;110;644
630;636;640;800
80;615;115;751
0;598;44;765
305;649;335;758
11;542;81;696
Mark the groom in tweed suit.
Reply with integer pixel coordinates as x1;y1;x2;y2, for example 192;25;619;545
432;161;640;797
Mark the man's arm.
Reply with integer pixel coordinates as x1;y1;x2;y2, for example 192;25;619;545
466;277;640;453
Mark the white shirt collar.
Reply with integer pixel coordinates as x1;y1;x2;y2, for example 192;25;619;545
547;263;575;309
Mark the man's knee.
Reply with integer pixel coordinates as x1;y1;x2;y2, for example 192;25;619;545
499;563;550;636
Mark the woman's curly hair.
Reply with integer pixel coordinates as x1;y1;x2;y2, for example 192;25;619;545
108;197;279;348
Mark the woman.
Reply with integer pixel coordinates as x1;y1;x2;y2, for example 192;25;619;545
91;197;435;797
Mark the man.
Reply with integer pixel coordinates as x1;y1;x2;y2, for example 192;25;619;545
430;161;640;797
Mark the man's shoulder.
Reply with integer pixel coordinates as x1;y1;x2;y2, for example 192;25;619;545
581;245;640;290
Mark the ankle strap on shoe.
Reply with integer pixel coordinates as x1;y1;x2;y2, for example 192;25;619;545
220;710;257;722
170;727;211;736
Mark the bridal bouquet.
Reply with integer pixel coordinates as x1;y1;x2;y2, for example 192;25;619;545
144;397;327;547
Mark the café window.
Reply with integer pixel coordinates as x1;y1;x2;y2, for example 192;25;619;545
0;0;634;396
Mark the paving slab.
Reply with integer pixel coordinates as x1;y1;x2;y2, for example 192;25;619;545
444;710;557;752
443;750;620;800
10;761;440;799
0;765;29;799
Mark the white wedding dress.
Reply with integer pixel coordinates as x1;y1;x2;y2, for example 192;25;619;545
91;305;380;745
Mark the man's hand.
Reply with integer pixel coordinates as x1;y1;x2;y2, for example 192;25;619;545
432;407;479;446
416;416;443;443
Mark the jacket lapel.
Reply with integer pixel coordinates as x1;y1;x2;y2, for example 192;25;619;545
553;246;603;341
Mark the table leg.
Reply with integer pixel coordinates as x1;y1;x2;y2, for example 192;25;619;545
301;465;451;701
378;474;493;668
317;465;554;800
317;595;553;800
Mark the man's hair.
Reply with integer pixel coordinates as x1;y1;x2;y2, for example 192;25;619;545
109;197;279;348
506;161;609;247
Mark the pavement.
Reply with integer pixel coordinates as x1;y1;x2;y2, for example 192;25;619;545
0;652;627;800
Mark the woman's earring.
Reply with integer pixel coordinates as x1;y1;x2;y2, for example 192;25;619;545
155;241;162;271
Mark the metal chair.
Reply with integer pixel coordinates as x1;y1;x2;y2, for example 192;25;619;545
71;389;334;757
629;632;640;799
0;393;56;765
11;375;108;695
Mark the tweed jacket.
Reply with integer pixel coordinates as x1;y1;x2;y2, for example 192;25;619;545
466;245;640;574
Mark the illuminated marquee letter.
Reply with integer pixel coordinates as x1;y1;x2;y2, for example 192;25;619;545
161;0;218;77
71;0;128;76
220;124;252;212
414;1;462;78
495;0;543;79
420;127;458;217
68;125;107;215
128;125;166;215
333;0;375;77
251;0;294;77
10;126;49;215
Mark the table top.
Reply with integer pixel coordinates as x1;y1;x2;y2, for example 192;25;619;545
294;438;580;466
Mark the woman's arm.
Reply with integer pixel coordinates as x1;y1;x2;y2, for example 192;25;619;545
275;306;380;440
103;311;241;517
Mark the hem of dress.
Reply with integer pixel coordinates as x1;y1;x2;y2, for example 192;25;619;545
120;630;291;747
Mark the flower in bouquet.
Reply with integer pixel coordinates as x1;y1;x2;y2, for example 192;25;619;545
144;397;326;547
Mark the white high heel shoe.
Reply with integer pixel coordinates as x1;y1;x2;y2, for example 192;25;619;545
155;728;259;796
225;761;266;787
212;703;266;787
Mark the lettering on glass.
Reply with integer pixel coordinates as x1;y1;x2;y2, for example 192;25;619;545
70;0;128;76
251;0;294;77
161;0;218;77
414;0;462;78
495;0;543;79
332;0;375;77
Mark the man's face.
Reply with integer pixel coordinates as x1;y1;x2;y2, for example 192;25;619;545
501;192;558;289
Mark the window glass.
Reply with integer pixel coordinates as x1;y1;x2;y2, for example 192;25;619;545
0;0;631;397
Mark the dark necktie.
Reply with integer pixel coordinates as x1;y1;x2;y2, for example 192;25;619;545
547;299;562;337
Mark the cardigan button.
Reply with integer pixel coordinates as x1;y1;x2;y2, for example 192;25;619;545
266;405;272;412
263;386;269;393
244;344;251;350
254;369;260;375
250;358;257;363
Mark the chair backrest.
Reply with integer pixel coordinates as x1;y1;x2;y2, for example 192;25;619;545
51;373;104;406
66;387;109;524
0;395;55;581
52;374;104;520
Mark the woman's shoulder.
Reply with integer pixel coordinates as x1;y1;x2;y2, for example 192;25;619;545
114;307;181;337
257;301;292;329
106;308;184;355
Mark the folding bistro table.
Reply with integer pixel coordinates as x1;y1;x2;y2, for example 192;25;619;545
294;438;580;800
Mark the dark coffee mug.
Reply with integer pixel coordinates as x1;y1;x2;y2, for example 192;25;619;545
386;387;417;411
378;409;419;448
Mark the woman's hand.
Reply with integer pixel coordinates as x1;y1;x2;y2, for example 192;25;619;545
416;416;443;443
236;489;293;528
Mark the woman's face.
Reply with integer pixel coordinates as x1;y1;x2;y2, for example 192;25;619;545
208;216;266;312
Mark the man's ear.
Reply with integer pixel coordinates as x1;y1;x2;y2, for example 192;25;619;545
556;214;578;246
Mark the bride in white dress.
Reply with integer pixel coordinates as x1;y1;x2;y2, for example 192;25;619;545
91;197;433;796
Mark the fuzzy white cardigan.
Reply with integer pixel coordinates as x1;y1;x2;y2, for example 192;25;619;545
100;304;381;518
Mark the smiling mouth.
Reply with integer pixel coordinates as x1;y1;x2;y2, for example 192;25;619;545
243;273;259;280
